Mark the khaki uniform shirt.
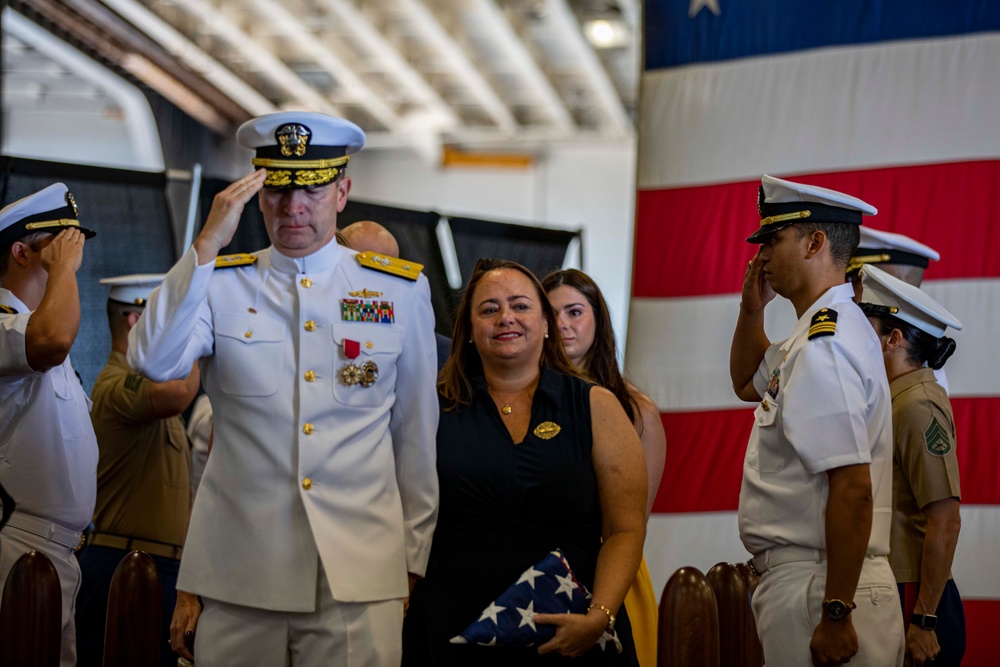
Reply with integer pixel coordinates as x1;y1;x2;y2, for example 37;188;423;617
889;367;961;583
90;350;190;546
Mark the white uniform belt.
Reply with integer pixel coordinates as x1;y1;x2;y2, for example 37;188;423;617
4;511;84;551
748;545;825;576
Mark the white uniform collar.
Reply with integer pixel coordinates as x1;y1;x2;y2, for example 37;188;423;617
0;286;29;313
781;282;856;352
267;237;349;275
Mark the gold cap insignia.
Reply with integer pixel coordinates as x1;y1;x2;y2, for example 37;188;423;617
533;421;561;440
66;191;79;217
276;123;311;157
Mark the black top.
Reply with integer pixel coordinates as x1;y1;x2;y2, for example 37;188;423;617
403;368;637;666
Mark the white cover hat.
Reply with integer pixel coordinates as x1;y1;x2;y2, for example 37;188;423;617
860;265;961;338
100;274;165;306
748;174;876;243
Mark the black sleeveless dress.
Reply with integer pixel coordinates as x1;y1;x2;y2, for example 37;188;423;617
402;369;638;666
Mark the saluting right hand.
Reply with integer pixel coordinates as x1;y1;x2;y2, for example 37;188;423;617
193;168;267;264
740;250;776;315
39;228;85;275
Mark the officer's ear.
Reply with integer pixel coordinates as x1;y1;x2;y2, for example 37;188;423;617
803;229;826;259
884;327;906;352
126;310;142;330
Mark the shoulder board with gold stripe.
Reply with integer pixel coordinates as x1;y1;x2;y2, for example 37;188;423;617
0;304;18;315
808;308;838;340
215;253;258;269
356;251;423;281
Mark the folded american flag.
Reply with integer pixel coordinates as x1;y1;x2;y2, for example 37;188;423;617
450;549;622;653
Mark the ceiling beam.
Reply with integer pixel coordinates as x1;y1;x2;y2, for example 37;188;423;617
153;0;340;115
469;0;575;132
246;0;399;130
393;0;518;132
544;0;632;135
323;0;460;133
100;0;277;117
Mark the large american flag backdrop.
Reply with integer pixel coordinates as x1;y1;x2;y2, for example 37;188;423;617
627;2;1000;663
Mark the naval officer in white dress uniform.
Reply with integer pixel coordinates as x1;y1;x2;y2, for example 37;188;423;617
129;112;439;666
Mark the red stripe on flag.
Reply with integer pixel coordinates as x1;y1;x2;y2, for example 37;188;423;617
963;599;1000;666
634;160;1000;298
952;397;1000;505
652;397;1000;514
652;408;753;513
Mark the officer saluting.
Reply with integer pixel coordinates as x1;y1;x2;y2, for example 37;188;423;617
128;112;439;666
0;183;98;667
730;175;905;666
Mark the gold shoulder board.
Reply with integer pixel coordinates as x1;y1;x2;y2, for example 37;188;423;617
0;304;18;315
215;253;258;269
356;251;423;281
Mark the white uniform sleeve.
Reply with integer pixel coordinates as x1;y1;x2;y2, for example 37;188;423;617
128;247;215;382
0;313;32;377
782;337;872;474
388;274;439;577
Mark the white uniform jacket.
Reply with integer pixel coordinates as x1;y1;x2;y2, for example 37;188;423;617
739;283;893;557
128;241;439;610
0;288;98;532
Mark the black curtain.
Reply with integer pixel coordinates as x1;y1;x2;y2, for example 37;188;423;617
0;156;175;390
447;215;580;284
339;200;456;335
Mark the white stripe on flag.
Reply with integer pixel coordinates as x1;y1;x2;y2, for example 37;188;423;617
638;34;1000;189
626;279;1000;412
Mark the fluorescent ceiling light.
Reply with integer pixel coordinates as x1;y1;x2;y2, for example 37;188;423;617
583;19;629;49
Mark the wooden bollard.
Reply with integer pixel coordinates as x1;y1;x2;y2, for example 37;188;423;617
707;562;762;667
0;550;62;667
733;562;764;666
103;551;161;667
658;566;719;667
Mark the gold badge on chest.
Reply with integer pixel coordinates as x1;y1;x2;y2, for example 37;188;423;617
533;421;561;440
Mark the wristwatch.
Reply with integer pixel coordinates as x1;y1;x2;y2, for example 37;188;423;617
911;613;938;631
822;598;856;621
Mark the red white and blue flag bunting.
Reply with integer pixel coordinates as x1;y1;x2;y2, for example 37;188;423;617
630;2;1000;662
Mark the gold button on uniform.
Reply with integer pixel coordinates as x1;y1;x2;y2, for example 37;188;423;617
304;320;316;332
302;478;312;491
244;331;252;339
304;370;316;382
300;278;312;288
303;423;314;435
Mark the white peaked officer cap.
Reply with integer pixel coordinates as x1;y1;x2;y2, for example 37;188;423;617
848;226;940;273
236;111;366;190
100;274;165;307
0;182;96;248
859;265;961;338
748;174;877;243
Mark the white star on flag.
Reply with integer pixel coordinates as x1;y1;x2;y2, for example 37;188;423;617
554;572;577;601
516;566;544;589
688;0;721;18
478;601;505;624
517;600;537;630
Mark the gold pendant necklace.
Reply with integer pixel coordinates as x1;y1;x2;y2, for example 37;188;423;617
502;404;512;415
488;379;538;417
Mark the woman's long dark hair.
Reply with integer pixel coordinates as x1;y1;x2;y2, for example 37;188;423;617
439;259;585;411
867;311;957;370
543;269;638;425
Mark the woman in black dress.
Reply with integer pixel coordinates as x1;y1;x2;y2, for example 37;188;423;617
403;259;646;665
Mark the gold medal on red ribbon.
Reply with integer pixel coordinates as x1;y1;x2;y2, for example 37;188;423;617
340;339;362;386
